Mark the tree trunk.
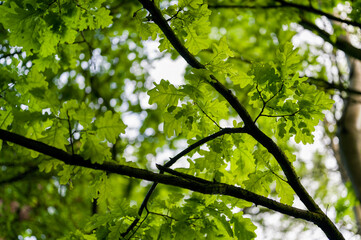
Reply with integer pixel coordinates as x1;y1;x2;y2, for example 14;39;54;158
338;58;361;232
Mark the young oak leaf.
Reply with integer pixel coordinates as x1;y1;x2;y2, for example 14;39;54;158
80;134;112;164
92;7;113;29
243;170;273;196
95;111;126;144
26;68;48;90
232;147;256;183
73;102;94;128
184;25;210;55
148;80;186;110
211;36;235;64
275;177;295;205
232;71;254;88
40;122;69;151
230;212;257;240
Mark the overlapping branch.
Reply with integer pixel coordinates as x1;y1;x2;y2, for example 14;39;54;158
0;128;340;234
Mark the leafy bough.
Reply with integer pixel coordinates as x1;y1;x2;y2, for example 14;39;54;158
132;0;345;239
0;127;341;239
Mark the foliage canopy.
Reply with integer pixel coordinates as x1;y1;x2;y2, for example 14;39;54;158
0;0;360;239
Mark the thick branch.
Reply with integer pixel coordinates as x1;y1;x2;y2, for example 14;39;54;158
136;1;344;239
300;19;361;61
138;0;254;127
0;129;332;230
138;0;318;212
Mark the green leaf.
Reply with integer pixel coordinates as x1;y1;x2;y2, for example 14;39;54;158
158;222;173;239
38;160;63;173
211;36;235;63
40;121;69;151
148;80;186;109
232;147;256;183
0;107;13;129
26;68;48;90
231;71;254;88
73;103;95;128
58;165;74;185
93;8;113;28
244;171;273;196
80;134;112;163
275;177;294;205
95;111;126;144
135;9;159;40
231;212;257;240
183;4;211;55
184;25;210;55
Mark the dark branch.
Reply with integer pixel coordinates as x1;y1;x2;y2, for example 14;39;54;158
136;1;345;239
0;166;38;185
0;129;322;226
275;0;361;29
208;4;281;10
138;0;318;211
308;77;361;96
123;127;246;237
208;0;361;29
300;19;361;61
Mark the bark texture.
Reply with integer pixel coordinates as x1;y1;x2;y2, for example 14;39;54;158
338;59;361;232
339;59;361;200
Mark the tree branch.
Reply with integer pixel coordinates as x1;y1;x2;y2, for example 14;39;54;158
208;4;281;10
308;76;361;96
300;19;361;61
208;0;361;29
0;166;38;185
138;0;318;211
136;1;345;239
275;0;361;29
122;127;246;237
0;129;335;232
138;0;254;127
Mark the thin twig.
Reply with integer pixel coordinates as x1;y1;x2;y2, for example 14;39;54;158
254;83;284;123
121;127;246;237
195;102;222;129
66;111;74;155
260;110;300;118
